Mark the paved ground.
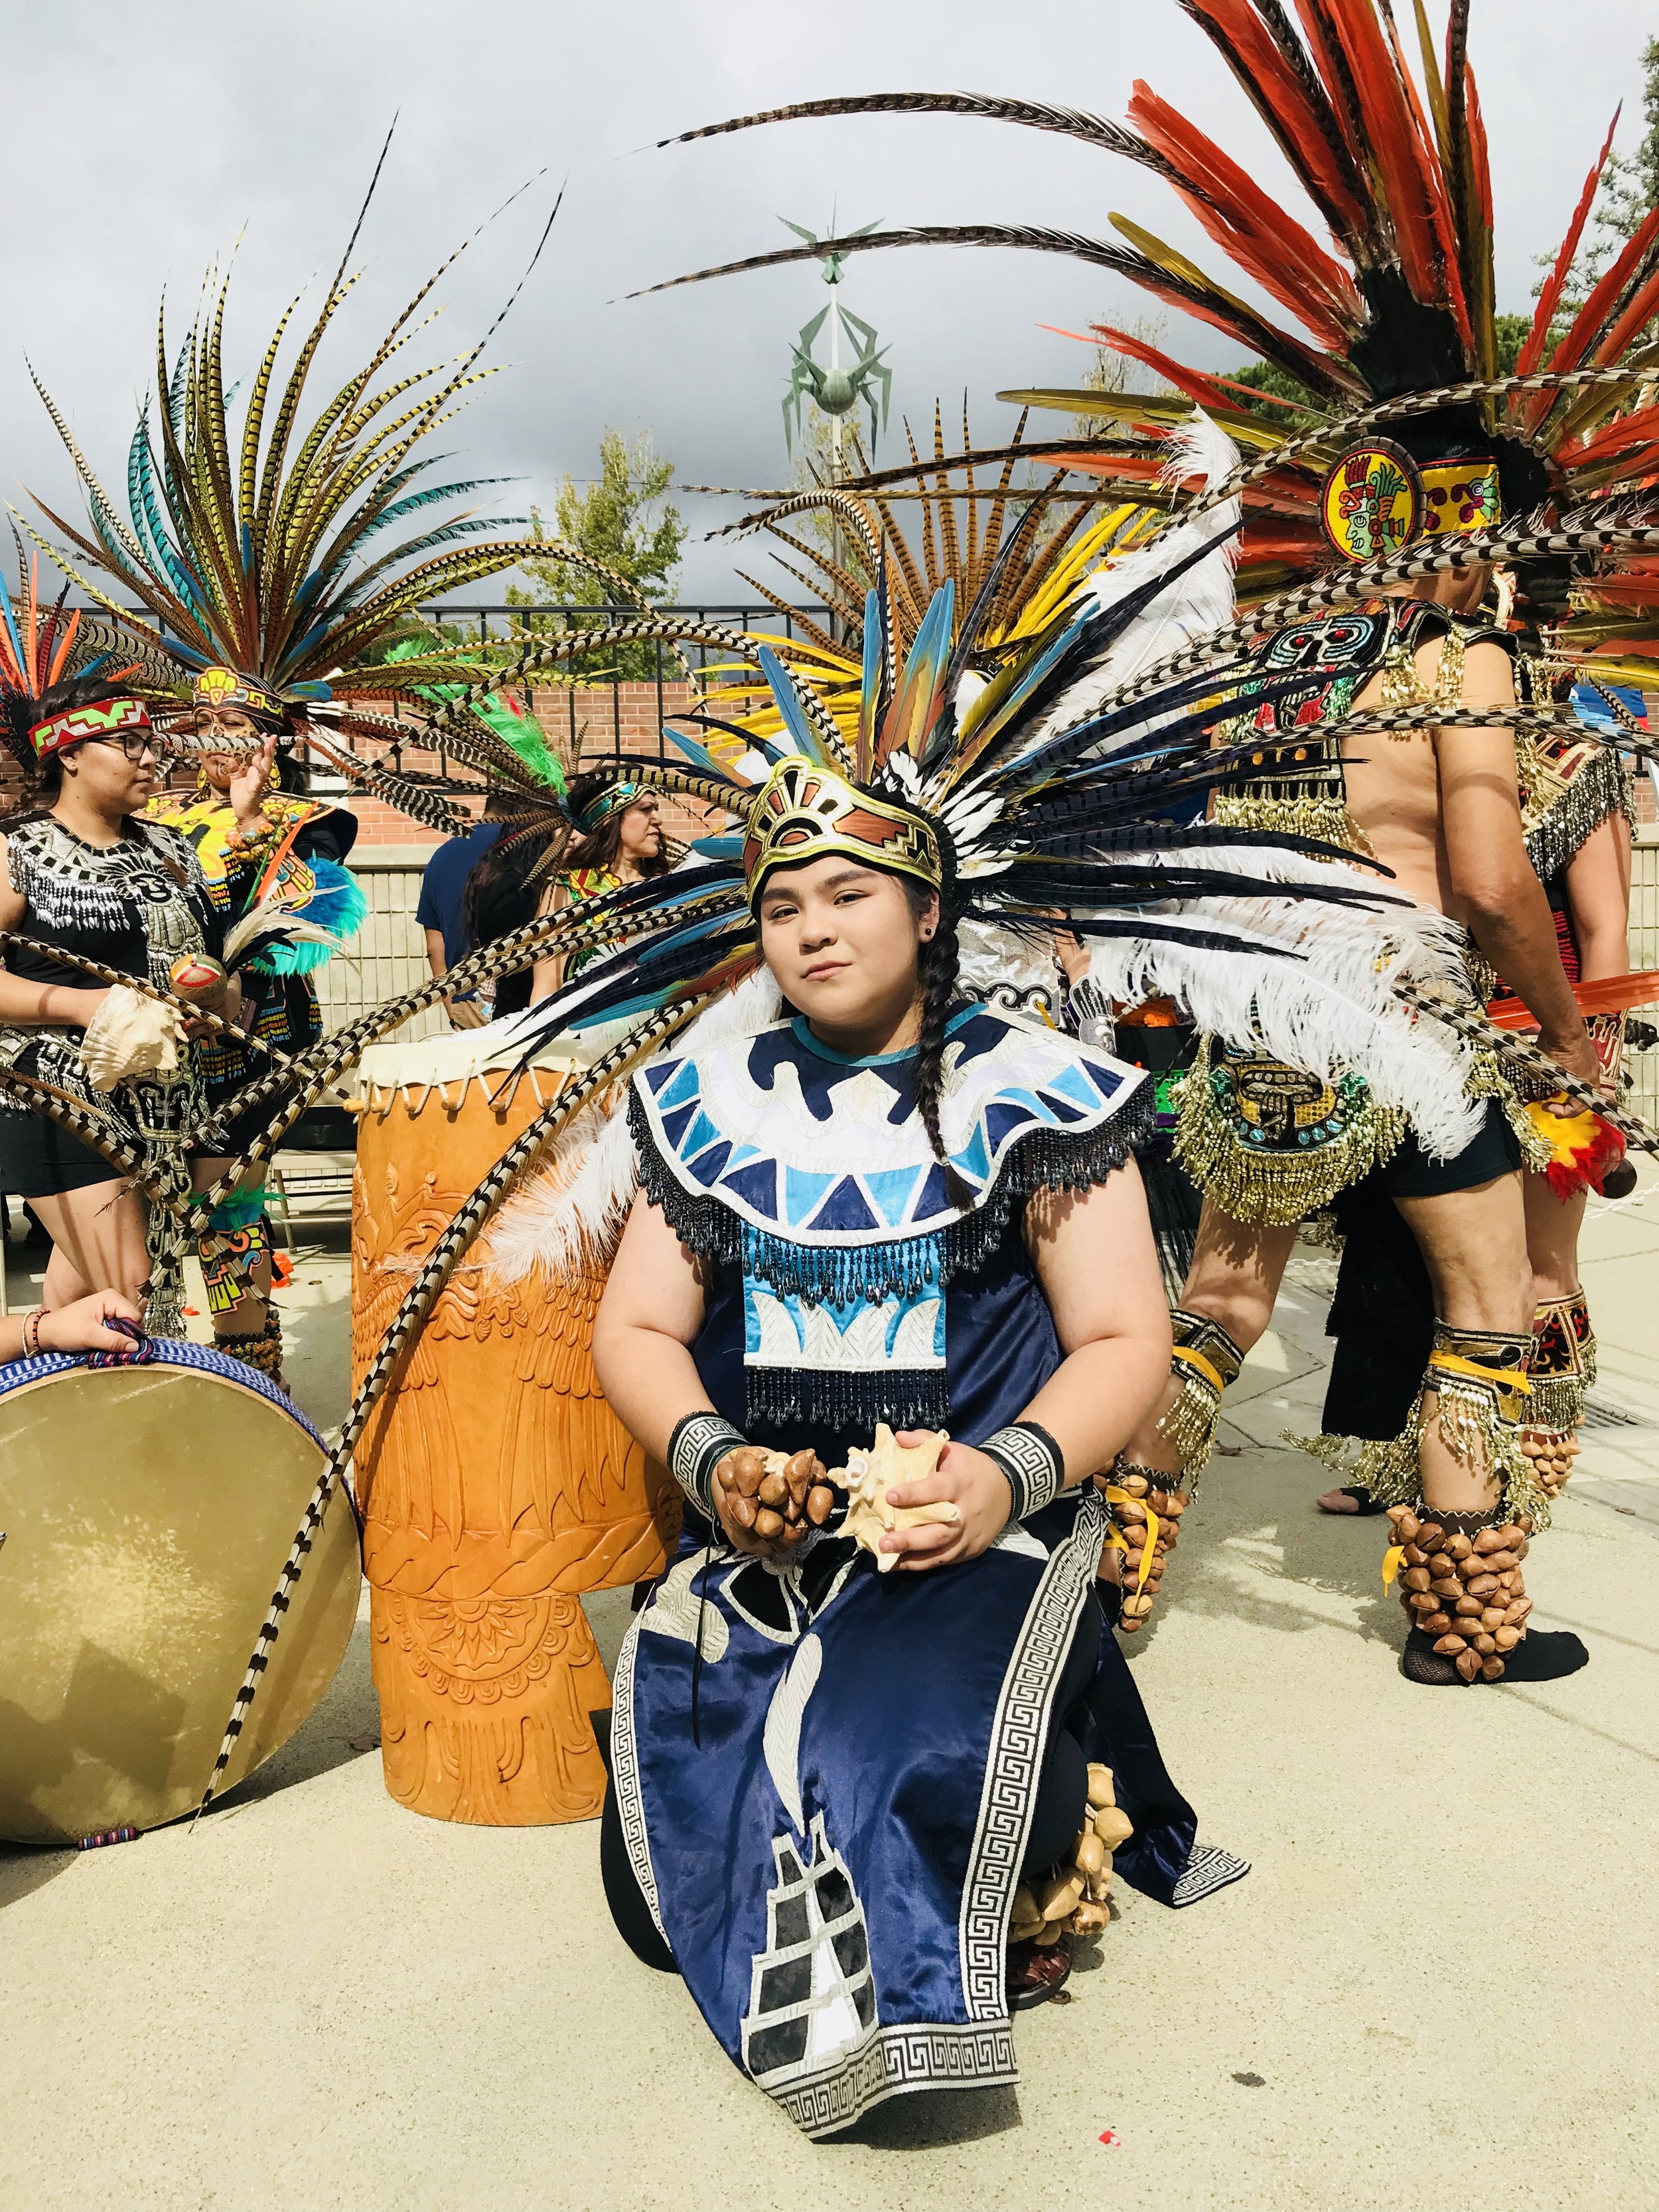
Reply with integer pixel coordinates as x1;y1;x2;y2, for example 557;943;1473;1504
4;1177;1659;2210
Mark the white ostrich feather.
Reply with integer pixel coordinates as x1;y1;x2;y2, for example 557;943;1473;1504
1035;411;1243;747
1087;863;1486;1157
481;966;782;1286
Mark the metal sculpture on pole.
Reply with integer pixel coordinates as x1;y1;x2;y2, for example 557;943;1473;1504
780;216;891;470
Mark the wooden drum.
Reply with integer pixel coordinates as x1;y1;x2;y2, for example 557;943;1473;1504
349;1031;677;1826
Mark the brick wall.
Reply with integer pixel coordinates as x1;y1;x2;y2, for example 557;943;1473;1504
86;680;723;849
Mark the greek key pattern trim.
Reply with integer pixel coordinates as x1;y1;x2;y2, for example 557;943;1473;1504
980;1420;1064;1522
609;1611;668;1942
958;1483;1102;2019
769;2020;1018;2139
668;1410;744;1517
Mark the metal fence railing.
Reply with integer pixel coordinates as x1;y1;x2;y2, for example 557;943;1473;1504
413;601;833;769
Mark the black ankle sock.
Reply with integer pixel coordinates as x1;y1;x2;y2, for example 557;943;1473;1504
1402;1629;1463;1685
1496;1628;1589;1681
1402;1625;1589;1686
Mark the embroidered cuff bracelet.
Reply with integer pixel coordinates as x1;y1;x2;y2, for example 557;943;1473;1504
668;1410;747;1517
979;1421;1066;1522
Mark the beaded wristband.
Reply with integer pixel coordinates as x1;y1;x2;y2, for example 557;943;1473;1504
979;1420;1066;1522
21;1307;41;1357
668;1410;747;1518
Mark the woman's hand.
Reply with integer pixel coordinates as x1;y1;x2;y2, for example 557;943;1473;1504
228;736;279;831
709;1445;826;1560
880;1433;1012;1573
47;985;112;1027
182;973;241;1035
35;1290;143;1355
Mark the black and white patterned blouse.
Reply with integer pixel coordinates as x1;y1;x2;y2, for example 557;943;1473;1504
0;814;218;1123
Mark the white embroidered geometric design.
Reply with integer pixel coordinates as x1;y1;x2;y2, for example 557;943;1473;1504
747;1284;945;1372
958;1485;1103;2019
609;1613;666;1941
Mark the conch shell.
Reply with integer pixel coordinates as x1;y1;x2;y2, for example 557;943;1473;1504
828;1422;962;1574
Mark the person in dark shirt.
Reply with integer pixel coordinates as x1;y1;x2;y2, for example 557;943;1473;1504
461;828;557;1021
417;812;504;1027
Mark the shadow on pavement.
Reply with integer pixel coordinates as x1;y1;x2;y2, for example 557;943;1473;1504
1117;1437;1403;1660
199;1607;381;1822
0;1841;76;1912
831;2083;1022;2148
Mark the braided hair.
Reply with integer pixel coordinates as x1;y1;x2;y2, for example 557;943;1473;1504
902;877;975;1209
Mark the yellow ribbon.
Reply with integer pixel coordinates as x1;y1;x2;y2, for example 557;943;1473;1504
1427;1353;1531;1394
1104;1486;1161;1592
1381;1543;1406;1591
1427;1351;1532;1419
1170;1345;1225;1396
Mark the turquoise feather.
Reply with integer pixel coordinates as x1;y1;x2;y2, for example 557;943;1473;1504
757;645;831;766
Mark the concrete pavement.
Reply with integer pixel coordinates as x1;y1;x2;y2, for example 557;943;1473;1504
3;1182;1658;2209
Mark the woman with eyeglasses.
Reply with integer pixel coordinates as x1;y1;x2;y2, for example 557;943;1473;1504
0;675;242;1317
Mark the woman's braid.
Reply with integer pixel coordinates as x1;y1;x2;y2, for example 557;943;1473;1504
912;906;974;1209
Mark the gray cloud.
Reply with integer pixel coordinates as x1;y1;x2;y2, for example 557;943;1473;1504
1;0;1651;603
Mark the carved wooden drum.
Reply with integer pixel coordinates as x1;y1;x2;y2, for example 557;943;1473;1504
349;1031;676;1826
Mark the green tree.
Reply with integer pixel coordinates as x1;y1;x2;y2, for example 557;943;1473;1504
1221;358;1323;427
1492;313;1532;376
1532;37;1659;332
507;428;688;679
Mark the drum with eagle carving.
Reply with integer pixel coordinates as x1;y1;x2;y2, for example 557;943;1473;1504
348;1030;677;1826
0;1341;359;1844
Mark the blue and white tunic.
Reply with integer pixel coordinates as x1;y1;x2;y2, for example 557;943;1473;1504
611;1002;1240;2136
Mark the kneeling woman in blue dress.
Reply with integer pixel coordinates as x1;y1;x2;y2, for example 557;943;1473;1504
518;526;1419;2128
503;553;1386;2131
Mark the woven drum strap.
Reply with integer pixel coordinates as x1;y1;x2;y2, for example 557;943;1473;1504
669;1410;747;1518
979;1420;1066;1522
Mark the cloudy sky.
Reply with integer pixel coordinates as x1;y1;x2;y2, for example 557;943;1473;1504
1;0;1652;604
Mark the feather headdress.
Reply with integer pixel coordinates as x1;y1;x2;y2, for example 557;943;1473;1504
641;3;1659;674
0;538;172;791
20;139;638;816
505;515;1488;1155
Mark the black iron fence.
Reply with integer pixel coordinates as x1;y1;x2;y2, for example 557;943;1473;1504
413;601;831;766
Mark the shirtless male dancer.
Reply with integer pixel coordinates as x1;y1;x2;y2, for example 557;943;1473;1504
1113;527;1599;1687
1315;676;1638;1517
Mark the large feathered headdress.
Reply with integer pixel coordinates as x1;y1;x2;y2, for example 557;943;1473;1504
0;540;179;795
638;1;1659;672
18;142;640;822
493;520;1438;1055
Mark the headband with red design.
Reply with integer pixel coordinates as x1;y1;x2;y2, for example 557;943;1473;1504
28;696;152;762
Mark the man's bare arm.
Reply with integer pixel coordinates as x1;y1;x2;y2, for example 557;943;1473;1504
1562;813;1632;982
1437;641;1596;1086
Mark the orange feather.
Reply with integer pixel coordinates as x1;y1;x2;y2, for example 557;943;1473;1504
1315;0;1443;308
1517;110;1621;382
1181;0;1370;246
1127;81;1363;348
